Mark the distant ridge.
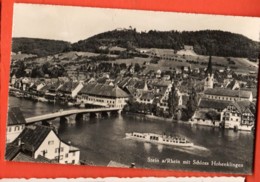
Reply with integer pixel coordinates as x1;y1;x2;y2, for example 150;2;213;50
12;37;71;57
12;29;259;58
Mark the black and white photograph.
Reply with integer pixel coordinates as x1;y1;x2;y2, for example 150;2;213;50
5;3;260;174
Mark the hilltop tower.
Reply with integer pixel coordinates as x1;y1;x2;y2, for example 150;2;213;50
204;55;214;91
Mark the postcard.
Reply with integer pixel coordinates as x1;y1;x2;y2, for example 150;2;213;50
5;3;260;174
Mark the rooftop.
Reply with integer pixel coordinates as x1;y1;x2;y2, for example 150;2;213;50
8;107;26;126
59;81;80;93
199;98;231;110
204;88;252;98
12;125;52;152
80;83;129;98
231;100;255;114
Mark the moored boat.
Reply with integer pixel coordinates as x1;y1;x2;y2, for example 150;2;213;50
125;132;194;147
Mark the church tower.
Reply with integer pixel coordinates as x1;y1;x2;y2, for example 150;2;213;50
204;55;214;91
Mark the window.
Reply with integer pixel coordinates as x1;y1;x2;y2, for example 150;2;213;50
55;148;59;153
72;152;76;156
60;147;64;152
42;150;48;156
65;154;68;158
72;160;75;164
8;127;12;132
14;126;19;131
48;141;54;145
60;155;63;160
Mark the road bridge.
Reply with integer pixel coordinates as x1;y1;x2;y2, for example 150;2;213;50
25;107;121;124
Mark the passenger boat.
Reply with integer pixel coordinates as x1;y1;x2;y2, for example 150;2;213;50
125;132;194;147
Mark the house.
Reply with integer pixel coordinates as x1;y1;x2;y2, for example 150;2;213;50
189;98;232;127
151;80;173;111
8;124;80;164
136;91;155;104
58;81;84;99
184;45;193;51
6;107;26;144
162;75;171;81
156;69;162;78
220;101;255;131
224;79;240;90
204;88;253;102
77;83;129;109
10;74;17;86
5;143;53;163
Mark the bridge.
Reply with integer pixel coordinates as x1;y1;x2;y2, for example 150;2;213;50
25;107;122;124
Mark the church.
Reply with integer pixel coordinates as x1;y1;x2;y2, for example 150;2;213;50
204;55;214;91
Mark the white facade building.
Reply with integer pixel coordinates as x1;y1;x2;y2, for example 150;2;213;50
13;124;80;164
77;83;129;110
220;101;255;131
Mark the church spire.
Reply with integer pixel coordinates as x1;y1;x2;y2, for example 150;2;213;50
205;55;213;76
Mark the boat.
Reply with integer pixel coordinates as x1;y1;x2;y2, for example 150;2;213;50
68;102;75;106
13;91;24;98
125;132;194;147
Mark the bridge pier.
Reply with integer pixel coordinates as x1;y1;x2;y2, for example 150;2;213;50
75;113;83;121
75;113;90;122
95;112;102;118
60;114;76;125
107;111;111;117
42;120;51;126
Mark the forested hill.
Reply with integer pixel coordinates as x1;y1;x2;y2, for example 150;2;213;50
12;38;71;57
71;29;259;58
12;30;259;58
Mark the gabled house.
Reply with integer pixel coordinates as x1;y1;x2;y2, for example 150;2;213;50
77;83;129;109
220;100;255;131
58;81;84;99
9;124;80;164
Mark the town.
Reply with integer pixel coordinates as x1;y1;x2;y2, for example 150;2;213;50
6;43;258;166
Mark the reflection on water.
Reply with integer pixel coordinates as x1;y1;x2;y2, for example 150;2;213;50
8;96;255;173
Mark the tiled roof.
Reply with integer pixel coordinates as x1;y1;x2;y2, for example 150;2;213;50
59;81;79;93
226;80;237;89
140;91;155;100
134;80;146;89
80;83;129;98
199;98;231;110
204;88;252;98
241;88;258;98
151;80;171;87
5;144;21;160
96;77;109;84
8;107;26;126
231;101;255;114
13;152;52;163
13;125;51;152
107;160;129;168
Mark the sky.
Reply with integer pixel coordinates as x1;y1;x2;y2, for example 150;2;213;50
13;3;260;43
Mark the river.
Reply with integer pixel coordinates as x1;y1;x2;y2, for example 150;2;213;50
8;96;255;174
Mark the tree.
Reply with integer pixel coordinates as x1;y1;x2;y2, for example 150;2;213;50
206;110;220;123
186;87;198;119
168;84;179;118
15;61;26;78
134;63;141;73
